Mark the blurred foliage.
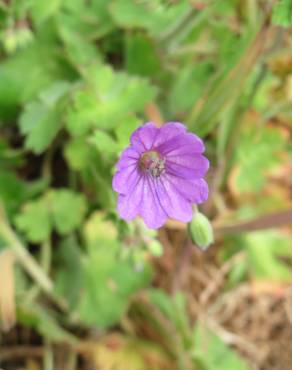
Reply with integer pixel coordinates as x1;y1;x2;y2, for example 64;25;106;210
193;321;248;370
272;0;292;26
0;1;292;370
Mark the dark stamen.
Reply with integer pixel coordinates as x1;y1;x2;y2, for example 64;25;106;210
139;151;165;178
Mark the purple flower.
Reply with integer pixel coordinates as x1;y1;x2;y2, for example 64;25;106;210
112;122;209;229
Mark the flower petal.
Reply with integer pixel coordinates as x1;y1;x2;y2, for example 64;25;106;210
154;177;193;223
116;147;139;170
164;174;209;204
166;154;209;179
153;122;186;147
156;133;205;156
112;164;140;194
117;175;145;220
130;122;159;153
137;177;167;229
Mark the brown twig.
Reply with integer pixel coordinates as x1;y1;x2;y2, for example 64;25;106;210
215;208;292;236
0;346;44;361
166;208;292;235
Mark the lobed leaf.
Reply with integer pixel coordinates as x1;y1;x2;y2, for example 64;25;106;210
19;82;71;154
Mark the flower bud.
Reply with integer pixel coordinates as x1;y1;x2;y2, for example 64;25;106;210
188;212;213;250
147;240;163;257
16;28;33;48
3;32;18;54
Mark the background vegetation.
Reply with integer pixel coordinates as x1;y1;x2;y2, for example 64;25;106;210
0;1;292;369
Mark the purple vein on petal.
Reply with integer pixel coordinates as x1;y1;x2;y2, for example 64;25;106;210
165;174;208;204
158;175;192;222
166;158;209;172
153;177;175;221
166;163;207;180
112;164;140;194
142;176;167;228
150;177;168;218
118;174;145;220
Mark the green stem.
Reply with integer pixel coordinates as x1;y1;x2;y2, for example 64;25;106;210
158;7;198;45
25;239;52;304
41;239;52;274
0;220;53;294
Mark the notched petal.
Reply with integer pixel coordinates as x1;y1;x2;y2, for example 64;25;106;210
130;122;158;152
153;122;186;147
164;175;209;204
156;132;205;156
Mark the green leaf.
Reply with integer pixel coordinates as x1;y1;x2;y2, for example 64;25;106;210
226;258;248;289
78;248;152;328
110;0;190;36
233;126;286;193
56;0;115;43
0;34;72;121
125;33;160;77
50;189;87;235
87;64;157;123
109;0;163;32
55;0;108;66
168;62;213;116
64;137;93;170
89;130;119;156
149;289;175;322
57;22;101;66
31;0;62;26
193;321;248;370
187;28;262;136
65;89;97;136
66;64;156;133
55;237;84;309
77;215;152;328
18;303;77;344
272;0;292;27
83;211;118;247
15;199;51;243
19;81;71;154
115;116;141;149
245;231;292;282
0;171;31;217
15;189;87;242
19;103;60;154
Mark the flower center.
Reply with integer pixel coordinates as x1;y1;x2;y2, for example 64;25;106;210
139;151;165;178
